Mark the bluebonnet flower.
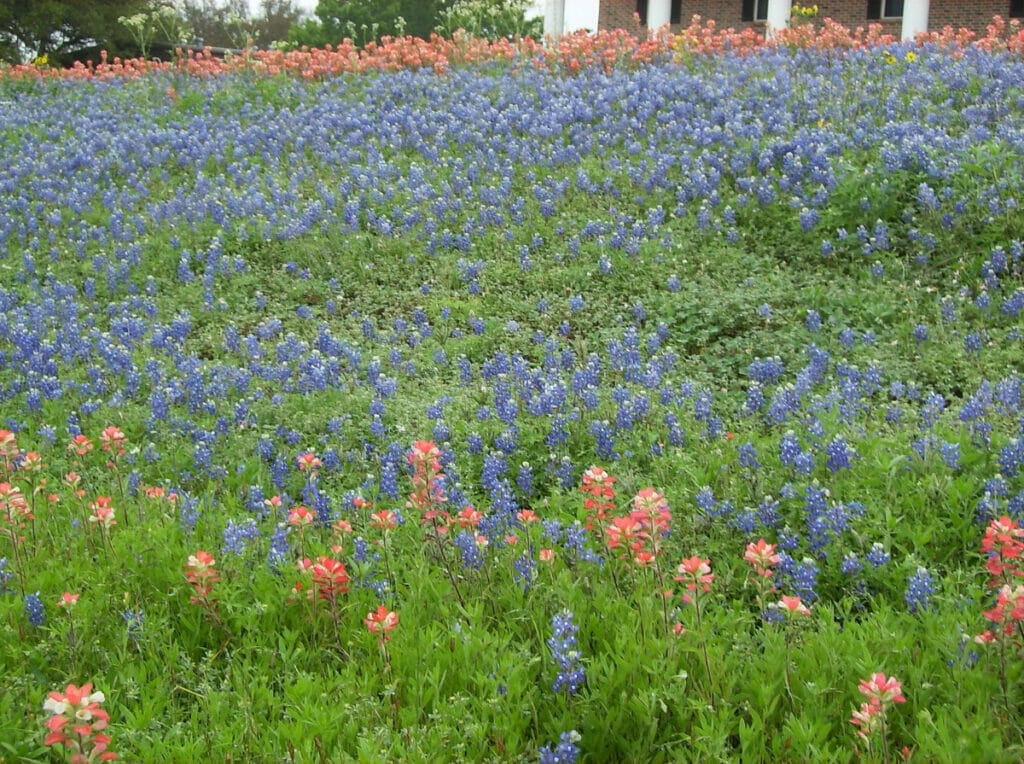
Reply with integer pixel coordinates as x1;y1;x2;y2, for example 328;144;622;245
549;609;585;695
222;518;260;556
799;207;819;232
695;486;720;517
920;392;946;430
738;442;761;470
270;456;291;490
481;453;508;495
731;509;758;534
994;375;1022;415
780;431;811;473
432;420;450;443
516;462;534;498
766;385;800;424
1002;289;1024;317
662;411;685;447
940;441;961;469
542;520;563;547
0;557;12;593
562;521;602;565
748;357;784;385
913;324;929;344
256;436;275;463
939;297;957;324
589;420;617;460
910;435;933;461
805;310;822;332
905;567;935;614
999;438;1024;479
550;456;576;490
790;558;819;604
866;543;890;569
36;425;56;445
964;332;983;355
267;524;290;570
757;495;780;528
743;385;765;416
841;552;863;576
352;536;374;565
539;731;581;764
177;491;200;533
513;552;536;593
24;592;45;626
123;608;144;642
453;531;486;570
825;436;856;474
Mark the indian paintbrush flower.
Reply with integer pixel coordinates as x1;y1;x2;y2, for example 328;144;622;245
42;682;118;761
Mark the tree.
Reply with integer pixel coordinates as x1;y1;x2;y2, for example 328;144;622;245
253;0;303;48
0;0;147;63
176;0;304;49
289;0;451;49
435;0;542;41
179;0;250;48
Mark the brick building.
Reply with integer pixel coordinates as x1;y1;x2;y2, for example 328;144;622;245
597;0;1023;37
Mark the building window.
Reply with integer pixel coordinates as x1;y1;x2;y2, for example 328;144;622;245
1011;0;1024;19
867;0;905;18
741;0;770;22
636;0;684;25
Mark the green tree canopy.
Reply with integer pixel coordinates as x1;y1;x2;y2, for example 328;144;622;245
289;0;451;48
176;0;303;50
435;0;542;41
0;0;147;63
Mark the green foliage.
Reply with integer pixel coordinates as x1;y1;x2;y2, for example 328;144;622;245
436;0;542;41
290;0;451;48
0;0;147;63
119;3;192;59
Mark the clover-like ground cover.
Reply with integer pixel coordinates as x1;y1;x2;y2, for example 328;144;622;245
1;35;1024;762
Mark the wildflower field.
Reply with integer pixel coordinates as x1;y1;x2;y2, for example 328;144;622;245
2;18;1024;762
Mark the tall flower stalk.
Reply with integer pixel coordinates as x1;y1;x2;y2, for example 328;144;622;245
675;555;716;708
407;441;465;609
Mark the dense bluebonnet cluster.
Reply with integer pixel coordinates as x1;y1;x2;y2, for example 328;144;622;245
0;46;1021;643
222;518;261;556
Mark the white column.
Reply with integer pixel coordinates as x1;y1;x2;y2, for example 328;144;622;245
527;0;564;37
901;0;930;40
564;0;598;33
647;0;672;31
554;0;566;36
766;0;792;40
